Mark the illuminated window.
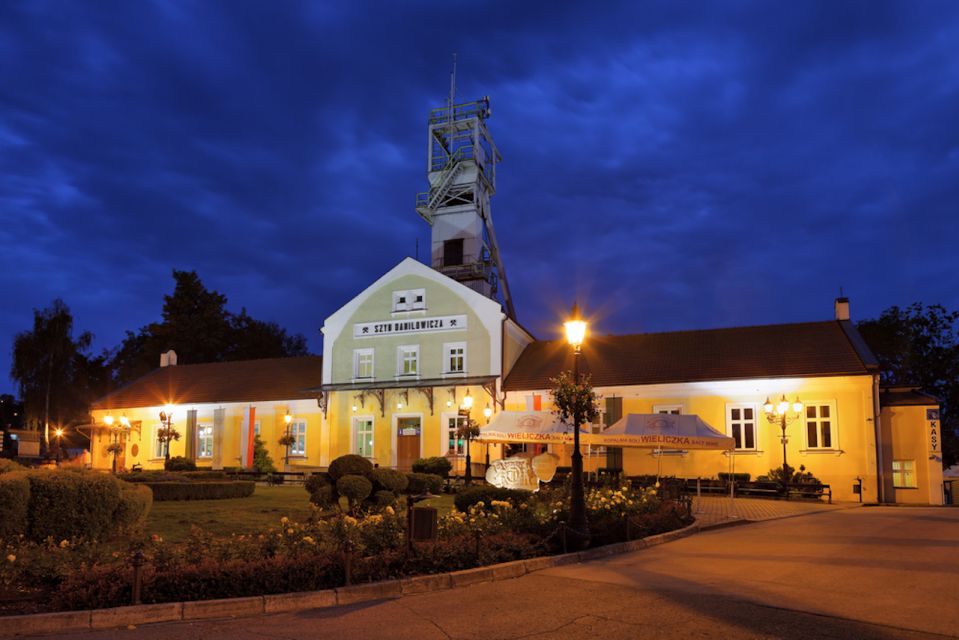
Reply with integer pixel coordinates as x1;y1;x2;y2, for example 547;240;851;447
152;425;166;459
444;342;466;374
892;460;916;488
805;402;837;449
397;345;419;376
289;420;307;456
446;415;467;455
726;404;757;451
197;425;213;458
353;348;374;380
353;417;374;458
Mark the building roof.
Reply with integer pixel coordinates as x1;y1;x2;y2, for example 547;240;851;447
504;320;878;391
879;385;940;407
92;356;323;410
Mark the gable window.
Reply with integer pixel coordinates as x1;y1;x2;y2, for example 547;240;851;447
392;289;426;312
397;345;419;377
289;420;307;456
892;460;916;488
805;402;836;449
444;342;466;374
353;417;374;458
197;424;214;458
353;348;374;380
726;404;758;451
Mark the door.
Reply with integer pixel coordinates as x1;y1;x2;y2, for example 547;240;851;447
396;417;421;471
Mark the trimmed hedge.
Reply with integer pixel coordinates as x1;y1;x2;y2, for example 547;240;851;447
143;480;255;501
336;475;372;505
412;456;452;478
114;483;153;530
406;472;444;495
453;485;532;512
328;454;373;480
118;471;229;483
371;468;408;494
304;472;331;495
0;471;29;539
0;458;24;474
164;456;197;471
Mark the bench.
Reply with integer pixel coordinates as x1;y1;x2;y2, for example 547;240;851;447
788;483;832;504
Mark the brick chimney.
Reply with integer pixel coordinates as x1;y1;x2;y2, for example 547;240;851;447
160;350;178;367
834;297;850;321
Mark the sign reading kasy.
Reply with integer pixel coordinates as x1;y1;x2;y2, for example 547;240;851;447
353;314;468;338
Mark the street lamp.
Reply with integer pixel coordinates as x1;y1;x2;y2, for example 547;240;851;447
53;427;64;465
483;405;493;468
157;405;176;466
282;410;294;468
564;302;588;538
763;395;803;497
461;392;474;484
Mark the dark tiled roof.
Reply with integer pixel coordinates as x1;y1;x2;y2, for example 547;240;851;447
92;356;323;409
504;321;876;391
880;386;940;407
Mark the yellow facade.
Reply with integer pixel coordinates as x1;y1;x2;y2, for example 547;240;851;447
881;403;944;504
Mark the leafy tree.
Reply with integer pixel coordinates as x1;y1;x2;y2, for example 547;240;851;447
10;300;107;442
549;370;600;428
858;303;959;467
252;435;276;473
0;394;24;430
111;270;309;385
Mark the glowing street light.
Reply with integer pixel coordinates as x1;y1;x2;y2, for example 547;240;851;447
565;302;589;538
763;395;804;497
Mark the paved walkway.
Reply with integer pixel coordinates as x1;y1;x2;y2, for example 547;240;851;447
53;506;958;640
691;495;857;527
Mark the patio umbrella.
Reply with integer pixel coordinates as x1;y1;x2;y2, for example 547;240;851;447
594;413;734;450
476;411;590;445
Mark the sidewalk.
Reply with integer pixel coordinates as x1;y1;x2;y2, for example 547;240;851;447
691;495;858;527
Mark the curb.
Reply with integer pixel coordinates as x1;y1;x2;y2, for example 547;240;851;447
0;521;702;637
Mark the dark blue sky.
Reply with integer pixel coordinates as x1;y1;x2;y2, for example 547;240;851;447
2;1;959;395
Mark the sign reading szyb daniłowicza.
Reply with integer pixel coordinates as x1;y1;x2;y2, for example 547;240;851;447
353;314;467;338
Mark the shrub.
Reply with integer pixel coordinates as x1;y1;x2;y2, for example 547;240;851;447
304;473;331;495
309;485;333;508
717;472;751;483
328;454;373;480
0;458;24;474
412;456;452;478
372;490;396;507
164;456;197;472
336;475;372;507
453;485;530;512
114;483;153;531
25;471;121;541
370;468;408;494
253;435;276;473
406;472;444;495
144;481;255;501
0;471;29;540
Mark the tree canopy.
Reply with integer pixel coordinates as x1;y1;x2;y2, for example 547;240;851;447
858;303;959;467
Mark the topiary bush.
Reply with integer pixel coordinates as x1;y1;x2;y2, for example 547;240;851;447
164;456;197;472
143;481;255;501
406;472;444;495
371;468;409;494
252;435;276;473
0;458;24;474
453;485;531;512
372;489;397;507
0;471;29;540
328;454;373;481
412;456;452;478
336;475;372;508
25;471;122;541
305;472;331;495
309;484;333;508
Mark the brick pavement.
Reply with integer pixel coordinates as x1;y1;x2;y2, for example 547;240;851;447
691;495;858;527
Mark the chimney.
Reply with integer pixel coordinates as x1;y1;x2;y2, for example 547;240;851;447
834;297;850;321
160;350;178;368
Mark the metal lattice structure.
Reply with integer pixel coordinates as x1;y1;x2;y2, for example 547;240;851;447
415;84;516;319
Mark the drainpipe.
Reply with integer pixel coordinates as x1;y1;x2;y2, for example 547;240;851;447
872;373;884;503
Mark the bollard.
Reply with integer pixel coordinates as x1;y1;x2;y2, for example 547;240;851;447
130;549;145;605
343;541;353;586
559;521;568;555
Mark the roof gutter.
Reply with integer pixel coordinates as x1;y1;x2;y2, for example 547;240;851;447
873;373;885;503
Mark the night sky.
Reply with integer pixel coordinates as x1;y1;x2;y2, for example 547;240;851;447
2;1;958;395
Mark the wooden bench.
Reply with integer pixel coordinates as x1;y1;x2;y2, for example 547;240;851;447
788;483;832;503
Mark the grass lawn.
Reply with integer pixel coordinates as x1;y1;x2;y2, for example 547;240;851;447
146;485;315;542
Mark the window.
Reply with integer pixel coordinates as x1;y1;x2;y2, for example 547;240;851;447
290;420;307;456
397;345;419;376
726;404;758;451
805;403;836;449
892;460;917;488
392;289;426;312
444;342;466;374
253;421;260;436
446;415;467;455
443;238;464;266
152;425;166;459
653;404;683;416
197;424;213;458
353;417;374;458
353;348;374;380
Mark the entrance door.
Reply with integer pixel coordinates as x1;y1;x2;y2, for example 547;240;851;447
396;417;421;471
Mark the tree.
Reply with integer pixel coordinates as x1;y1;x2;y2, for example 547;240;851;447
858;303;959;467
550;371;601;428
10;300;106;444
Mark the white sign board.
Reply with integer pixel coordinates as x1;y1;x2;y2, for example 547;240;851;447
353;315;467;338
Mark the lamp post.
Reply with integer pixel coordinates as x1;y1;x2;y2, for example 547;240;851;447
104;415;131;474
763;395;803;497
483;405;493;468
564;303;588;538
53;427;64;465
282;411;293;468
461;392;474;484
157;405;178;466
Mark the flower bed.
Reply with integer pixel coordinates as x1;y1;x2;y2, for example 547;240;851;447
0;483;691;616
